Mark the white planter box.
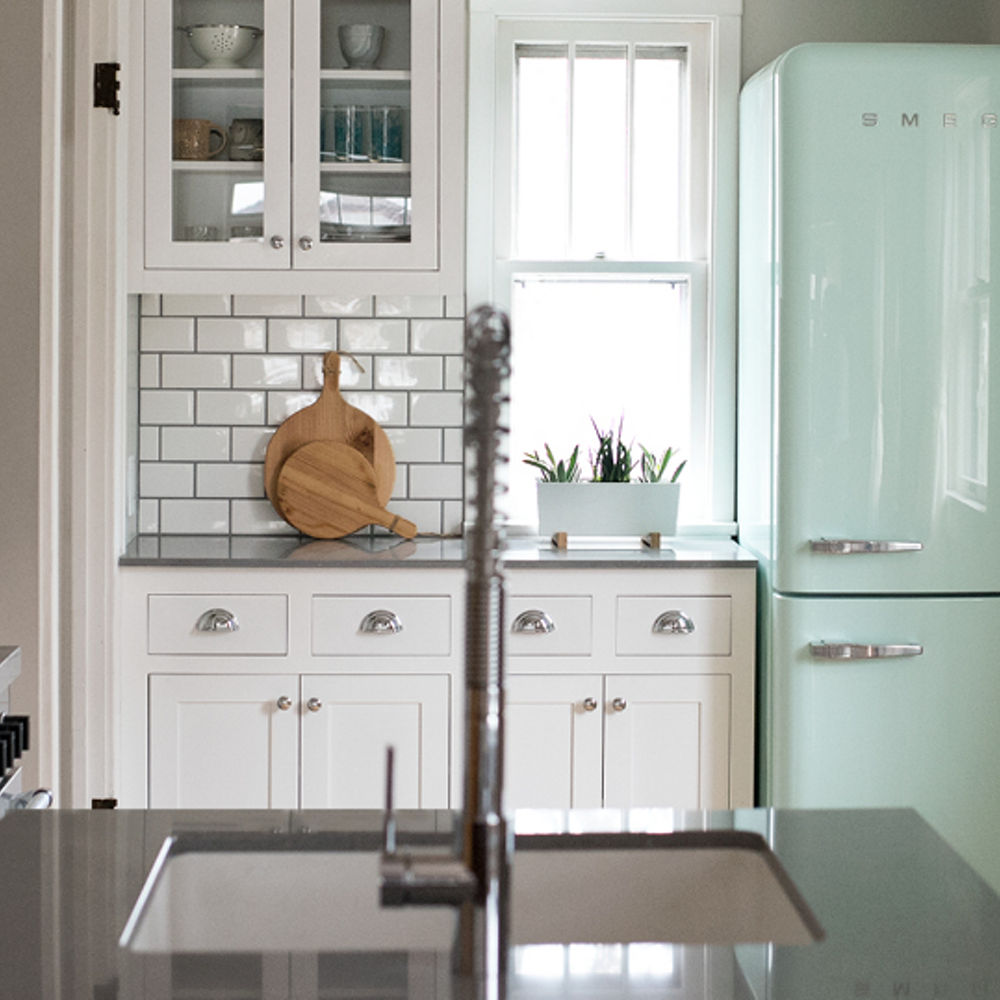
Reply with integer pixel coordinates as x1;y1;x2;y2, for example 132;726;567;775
536;482;681;537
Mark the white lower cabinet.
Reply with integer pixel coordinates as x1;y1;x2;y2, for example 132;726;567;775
121;558;754;811
504;673;731;810
148;673;450;809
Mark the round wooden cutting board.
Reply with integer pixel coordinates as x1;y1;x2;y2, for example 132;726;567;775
275;440;417;540
264;352;395;507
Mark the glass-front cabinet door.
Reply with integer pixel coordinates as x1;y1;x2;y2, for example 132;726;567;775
292;0;437;270
143;0;438;273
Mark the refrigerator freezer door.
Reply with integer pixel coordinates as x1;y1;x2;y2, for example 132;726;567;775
769;592;1000;894
743;44;1000;594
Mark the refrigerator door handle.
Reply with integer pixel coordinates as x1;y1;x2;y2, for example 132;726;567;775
809;539;924;554
810;642;924;660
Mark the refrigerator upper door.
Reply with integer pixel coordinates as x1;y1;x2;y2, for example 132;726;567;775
768;592;1000;895
761;45;1000;593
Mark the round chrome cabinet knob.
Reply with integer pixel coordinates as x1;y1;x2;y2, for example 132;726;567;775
582;697;598;712
306;697;323;713
276;696;293;711
611;697;628;712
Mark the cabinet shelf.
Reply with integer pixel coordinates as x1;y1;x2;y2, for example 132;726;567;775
320;69;412;84
173;68;264;81
171;160;263;172
319;161;411;175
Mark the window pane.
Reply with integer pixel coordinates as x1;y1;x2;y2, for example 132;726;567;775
572;45;628;259
516;45;570;257
633;47;684;258
509;277;692;527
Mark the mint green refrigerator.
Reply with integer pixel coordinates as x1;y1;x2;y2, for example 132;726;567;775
737;43;1000;893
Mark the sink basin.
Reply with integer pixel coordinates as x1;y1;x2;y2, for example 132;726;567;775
121;829;822;954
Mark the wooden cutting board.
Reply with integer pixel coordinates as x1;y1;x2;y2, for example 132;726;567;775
264;352;395;507
275;440;417;539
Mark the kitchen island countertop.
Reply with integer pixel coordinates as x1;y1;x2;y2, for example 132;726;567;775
1;806;998;999
120;534;756;569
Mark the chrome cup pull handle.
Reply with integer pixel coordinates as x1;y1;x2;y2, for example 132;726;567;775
810;539;923;554
195;608;240;633
810;642;924;660
511;609;556;635
651;610;695;635
360;610;404;635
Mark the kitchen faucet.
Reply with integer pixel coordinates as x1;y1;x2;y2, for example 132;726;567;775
379;304;511;987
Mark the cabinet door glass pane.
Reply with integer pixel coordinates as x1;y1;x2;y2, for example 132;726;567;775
317;0;412;246
171;0;267;245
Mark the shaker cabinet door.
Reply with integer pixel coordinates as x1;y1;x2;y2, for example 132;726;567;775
503;675;603;811
603;674;731;810
299;674;450;809
148;674;299;809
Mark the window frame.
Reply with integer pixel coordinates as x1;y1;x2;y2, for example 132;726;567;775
467;0;742;533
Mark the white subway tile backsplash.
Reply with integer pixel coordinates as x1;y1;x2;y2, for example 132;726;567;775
385;427;442;463
161;426;230;462
140;462;195;498
135;297;468;538
409;464;464;500
342;391;407;426
268;318;337;353
267;391;317;425
197;390;266;425
139;426;160;461
160;499;230;534
383;500;442;535
138;499;160;533
142;317;195;352
233;354;302;389
410;391;463;427
139;354;160;388
444;356;464;391
411;319;464;354
231;499;298;535
233;294;302;316
140;294;161;317
141;390;194;425
305;295;373;318
375;356;443;390
163;294;232;316
443;427;463;463
197;318;267;352
445;295;467;320
161;353;231;389
232;426;273;463
339;318;408;353
197;463;265;498
442;500;464;535
375;294;444;318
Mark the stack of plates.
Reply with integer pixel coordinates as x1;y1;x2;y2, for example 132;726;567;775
320;223;411;243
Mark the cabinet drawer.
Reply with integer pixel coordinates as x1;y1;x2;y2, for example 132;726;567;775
615;597;731;656
506;596;592;656
147;595;288;655
312;596;452;656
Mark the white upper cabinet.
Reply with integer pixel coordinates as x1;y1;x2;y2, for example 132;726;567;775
131;0;464;294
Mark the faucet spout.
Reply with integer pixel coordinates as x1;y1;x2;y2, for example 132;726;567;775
379;305;512;915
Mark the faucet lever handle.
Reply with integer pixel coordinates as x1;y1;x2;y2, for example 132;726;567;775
382;745;397;856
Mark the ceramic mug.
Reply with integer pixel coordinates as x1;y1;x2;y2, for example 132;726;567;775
228;117;263;161
173;118;228;160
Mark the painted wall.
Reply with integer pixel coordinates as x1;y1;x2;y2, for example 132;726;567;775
743;0;996;81
0;6;42;785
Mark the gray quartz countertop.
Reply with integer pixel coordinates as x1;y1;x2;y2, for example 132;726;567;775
1;806;998;999
120;534;756;569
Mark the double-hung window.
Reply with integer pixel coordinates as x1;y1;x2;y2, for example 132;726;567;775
468;3;740;532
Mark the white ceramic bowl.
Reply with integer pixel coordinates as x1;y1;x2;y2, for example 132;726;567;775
338;24;385;68
180;24;262;68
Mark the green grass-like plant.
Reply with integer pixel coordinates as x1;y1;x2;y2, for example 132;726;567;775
638;445;687;483
522;443;582;483
589;417;636;482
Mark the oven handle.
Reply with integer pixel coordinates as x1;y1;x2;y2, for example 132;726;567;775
11;788;53;809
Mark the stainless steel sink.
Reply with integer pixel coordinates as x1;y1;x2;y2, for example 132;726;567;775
121;829;823;953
